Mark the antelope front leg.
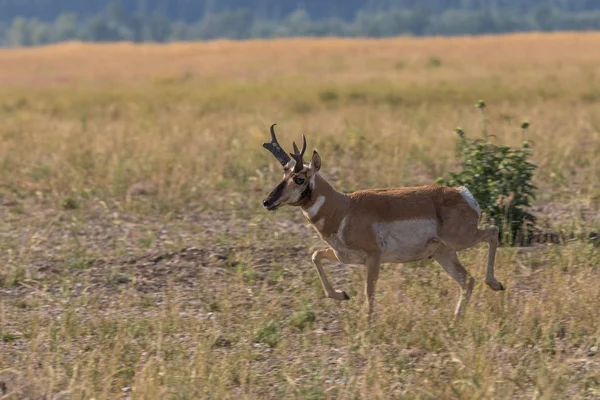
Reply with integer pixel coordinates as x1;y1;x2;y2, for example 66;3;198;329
365;253;381;322
311;248;350;301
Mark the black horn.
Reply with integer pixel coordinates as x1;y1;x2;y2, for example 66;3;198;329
292;134;306;157
262;124;291;166
290;134;307;173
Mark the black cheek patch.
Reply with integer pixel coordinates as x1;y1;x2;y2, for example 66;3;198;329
269;180;287;202
299;183;312;201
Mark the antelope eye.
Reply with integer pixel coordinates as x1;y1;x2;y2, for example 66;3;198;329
294;177;305;185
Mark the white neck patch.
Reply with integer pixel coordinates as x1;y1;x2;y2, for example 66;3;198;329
303;195;325;220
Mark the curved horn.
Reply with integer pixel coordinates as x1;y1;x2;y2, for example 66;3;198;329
290;134;307;173
262;124;291;166
292;134;307;158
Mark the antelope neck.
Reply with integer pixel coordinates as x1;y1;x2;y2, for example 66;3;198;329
300;174;349;227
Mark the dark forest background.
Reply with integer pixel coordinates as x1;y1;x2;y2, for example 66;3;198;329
1;0;600;46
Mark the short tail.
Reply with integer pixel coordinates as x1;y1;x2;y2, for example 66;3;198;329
456;186;481;217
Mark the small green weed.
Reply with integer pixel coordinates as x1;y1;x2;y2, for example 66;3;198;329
65;249;91;270
318;89;339;103
427;56;442;67
255;320;280;348
61;197;79;210
138;233;155;249
28;162;52;182
0;329;17;343
288;303;316;331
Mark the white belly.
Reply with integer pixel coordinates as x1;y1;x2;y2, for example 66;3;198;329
375;219;440;263
319;217;440;265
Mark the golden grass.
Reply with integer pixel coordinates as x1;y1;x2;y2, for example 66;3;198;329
2;33;600;85
0;33;599;399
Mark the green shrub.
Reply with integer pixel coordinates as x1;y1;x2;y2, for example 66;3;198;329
436;100;537;245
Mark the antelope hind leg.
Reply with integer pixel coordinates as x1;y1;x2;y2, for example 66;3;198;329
433;245;475;319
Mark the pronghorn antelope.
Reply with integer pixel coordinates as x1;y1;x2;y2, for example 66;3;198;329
261;124;504;319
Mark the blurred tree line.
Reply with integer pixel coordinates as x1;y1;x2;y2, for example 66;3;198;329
1;0;600;46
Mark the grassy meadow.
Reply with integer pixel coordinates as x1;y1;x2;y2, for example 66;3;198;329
0;33;600;399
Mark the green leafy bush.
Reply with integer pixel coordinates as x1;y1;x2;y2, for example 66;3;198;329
436;101;537;245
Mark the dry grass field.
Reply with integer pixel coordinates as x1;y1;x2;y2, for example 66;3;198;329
0;32;600;399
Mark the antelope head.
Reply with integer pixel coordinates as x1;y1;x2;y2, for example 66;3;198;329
262;124;321;211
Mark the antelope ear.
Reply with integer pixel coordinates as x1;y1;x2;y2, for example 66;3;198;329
309;150;321;173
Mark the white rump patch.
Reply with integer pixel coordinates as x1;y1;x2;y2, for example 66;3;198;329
456;186;480;217
303;195;325;220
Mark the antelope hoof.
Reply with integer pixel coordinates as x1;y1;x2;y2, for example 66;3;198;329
486;279;505;291
331;291;350;301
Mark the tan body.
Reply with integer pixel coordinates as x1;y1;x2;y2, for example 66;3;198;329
261;126;503;320
298;174;503;318
304;177;480;262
